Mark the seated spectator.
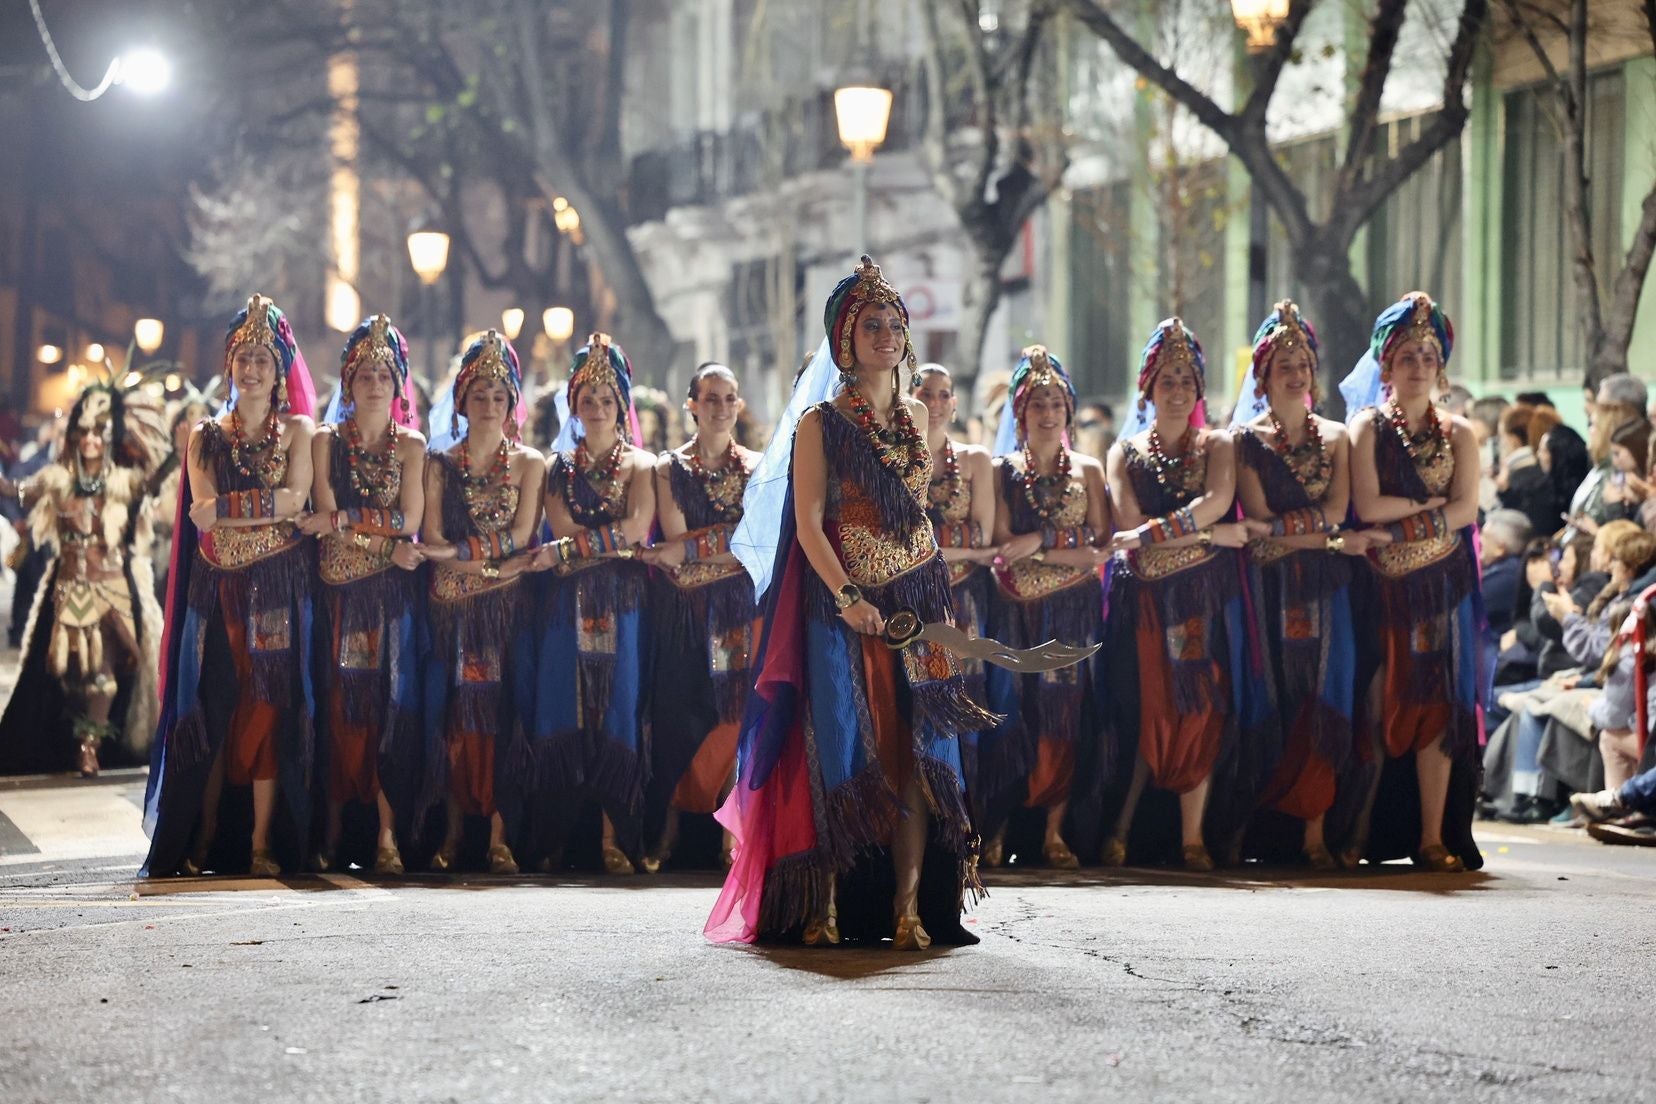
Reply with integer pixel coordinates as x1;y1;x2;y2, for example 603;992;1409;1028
1514;391;1555;409
1570;584;1656;844
1539;420;1592;538
1480;509;1534;639
1568;374;1649;537
1497;404;1558;537
1604;418;1651;523
1470;395;1509;514
1493;539;1555;686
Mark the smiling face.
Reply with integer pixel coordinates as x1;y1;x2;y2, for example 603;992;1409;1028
349;358;396;419
1020;383;1072;441
575;384;620;433
230;344;279;406
463;379;511;430
1265;344;1315;407
1150;360;1201;422
688;372;742;435
913;371;955;430
1386;338;1442;400
851;303;905;375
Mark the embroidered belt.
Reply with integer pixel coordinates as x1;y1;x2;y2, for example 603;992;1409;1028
668;561;747;590
838;519;936;588
431;565;516;603
199;522;299;570
319;534;390;586
995;559;1094;601
1370;531;1459;578
1246;538;1294;566
1130;543;1214;581
947;561;977;588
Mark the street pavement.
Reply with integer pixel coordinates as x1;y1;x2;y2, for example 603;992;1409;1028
3;615;1656;1102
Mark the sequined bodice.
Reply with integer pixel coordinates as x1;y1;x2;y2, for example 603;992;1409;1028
202;419;288;492
999;460;1088;534
1123;437;1207;515
329;430;402;509
438;453;519;539
550;452;629;529
1238;426;1329;513
818;404;937;588
669;449;750;529
1372;409;1454;498
927;443;973;525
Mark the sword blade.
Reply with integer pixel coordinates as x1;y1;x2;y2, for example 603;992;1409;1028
912;622;1100;673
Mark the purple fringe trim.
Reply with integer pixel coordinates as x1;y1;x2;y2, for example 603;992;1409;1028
817;403;929;537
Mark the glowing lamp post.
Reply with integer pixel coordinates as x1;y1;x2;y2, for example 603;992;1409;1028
133;318;165;355
834;80;893;257
1230;0;1289;52
406;222;452;380
501;308;526;341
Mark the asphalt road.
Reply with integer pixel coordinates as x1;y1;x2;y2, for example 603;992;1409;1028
1;785;1652;1104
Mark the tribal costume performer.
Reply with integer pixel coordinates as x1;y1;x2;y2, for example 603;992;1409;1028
297;315;430;874
0;376;168;777
707;256;998;950
532;333;656;874
639;364;759;872
422;331;544;875
142;294;320;877
1101;318;1272;870
1335;292;1485;872
978;347;1108;869
912;364;996;815
1231;302;1375;868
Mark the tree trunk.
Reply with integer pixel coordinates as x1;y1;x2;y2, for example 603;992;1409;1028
1297;247;1372;422
956;251;1005;393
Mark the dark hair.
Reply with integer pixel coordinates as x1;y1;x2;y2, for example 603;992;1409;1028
1514;391;1554;408
687;362;738;403
1611;417;1651;473
1543;424;1591;515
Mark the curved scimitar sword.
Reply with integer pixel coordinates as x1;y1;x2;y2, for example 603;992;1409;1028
881;608;1100;673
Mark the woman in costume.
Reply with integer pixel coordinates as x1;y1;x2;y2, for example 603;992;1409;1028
1337;292;1484;872
1232;302;1384;868
142;294;319;877
638;363;760;871
421;331;544;875
978;346;1108;869
912;364;997;813
707;255;997;950
0;377;168;777
297;315;428;874
531;333;656;874
1101;318;1264;871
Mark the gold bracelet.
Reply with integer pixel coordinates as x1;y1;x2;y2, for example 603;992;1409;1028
1197;528;1214;549
1325;532;1346;554
480;561;501;579
353;531;373;550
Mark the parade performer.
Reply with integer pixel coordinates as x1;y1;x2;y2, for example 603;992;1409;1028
1101;318;1268;870
912;365;997;812
978;346;1108;869
421;331;544;875
1336;292;1485;872
532;333;656;874
0;375;167;776
142;294;319;877
149;381;215;603
708;255;997;949
1232;302;1381;867
297;315;429;874
638;363;760;871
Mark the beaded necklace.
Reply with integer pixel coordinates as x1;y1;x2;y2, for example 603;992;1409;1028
229;407;286;486
686;437;747;524
1145;423;1204;497
843;381;928;478
1385;398;1448;468
343;417;401;504
71;454;105;498
457;437;516;533
1020;443;1073;523
567;436;629;518
927;439;963;514
1266;408;1331;495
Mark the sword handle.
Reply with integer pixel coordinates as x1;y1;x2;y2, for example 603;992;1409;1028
882;607;924;650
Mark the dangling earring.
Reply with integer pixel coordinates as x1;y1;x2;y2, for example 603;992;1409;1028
839;366;856;392
276;373;289;414
1437;367;1449;394
506;414;519;441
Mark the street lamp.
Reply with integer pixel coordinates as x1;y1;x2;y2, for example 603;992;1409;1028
834;76;893;256
85;342;105;364
406;220;452;380
501;308;526;341
133;318;165;355
543;306;575;344
37;343;63;365
27;0;171;101
1229;0;1289;52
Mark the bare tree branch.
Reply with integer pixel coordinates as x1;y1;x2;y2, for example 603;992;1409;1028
1337;0;1408;190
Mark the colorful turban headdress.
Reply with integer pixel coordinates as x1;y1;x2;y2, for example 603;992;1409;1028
1230;300;1320;427
1123;317;1206;435
994;344;1076;453
556;331;643;451
1338;291;1455;421
452;329;524;439
224;293;316;418
823;254;917;377
328;313;420;430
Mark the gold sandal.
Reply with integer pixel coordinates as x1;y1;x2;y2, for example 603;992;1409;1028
1415;843;1464;873
602;845;635;875
1181;844;1214;873
487;843;519;875
1043;840;1080;870
429;842;459;872
892;914;932;951
249;849;281;878
374;846;404;875
801;904;840;947
1100;836;1127;867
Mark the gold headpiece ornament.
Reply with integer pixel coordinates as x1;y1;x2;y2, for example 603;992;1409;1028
470;329;512;386
231;293;276;350
1270;301;1306;353
1022;344;1056;389
852;255;901;305
573;331;620;398
1401;291;1442;354
1158;317;1197;375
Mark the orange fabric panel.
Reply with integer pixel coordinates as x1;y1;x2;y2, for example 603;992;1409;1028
1135;592;1223;794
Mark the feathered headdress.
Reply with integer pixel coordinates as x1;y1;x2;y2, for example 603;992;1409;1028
334;313;419;429
823;254;917;375
1123;317;1207;435
451;329;524;439
66;374;168;476
995;344;1076;453
223;293;316;418
1231;300;1319;427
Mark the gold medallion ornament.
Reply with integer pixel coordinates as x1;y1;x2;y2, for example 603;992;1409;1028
230;293;277;351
